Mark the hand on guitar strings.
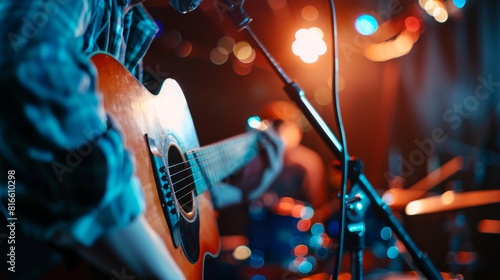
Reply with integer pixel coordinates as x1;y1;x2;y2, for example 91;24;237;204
213;128;285;208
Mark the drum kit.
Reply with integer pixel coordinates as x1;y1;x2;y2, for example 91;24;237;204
238;156;499;279
379;156;500;279
381;156;500;232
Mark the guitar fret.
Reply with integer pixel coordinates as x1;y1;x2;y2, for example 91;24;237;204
187;132;260;192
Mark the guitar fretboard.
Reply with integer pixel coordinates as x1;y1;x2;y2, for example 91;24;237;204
186;132;261;195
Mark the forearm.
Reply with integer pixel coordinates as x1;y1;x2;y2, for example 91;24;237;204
76;215;185;280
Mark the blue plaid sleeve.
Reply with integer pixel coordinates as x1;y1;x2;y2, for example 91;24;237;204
0;0;145;246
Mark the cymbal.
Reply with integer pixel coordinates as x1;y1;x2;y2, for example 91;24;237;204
405;190;500;215
382;156;464;208
478;219;500;234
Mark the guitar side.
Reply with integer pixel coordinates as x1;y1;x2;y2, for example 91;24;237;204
90;53;220;279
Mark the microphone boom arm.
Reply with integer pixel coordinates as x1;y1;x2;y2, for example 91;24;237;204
221;1;444;279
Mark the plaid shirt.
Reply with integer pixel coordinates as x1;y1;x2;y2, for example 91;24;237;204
0;0;158;246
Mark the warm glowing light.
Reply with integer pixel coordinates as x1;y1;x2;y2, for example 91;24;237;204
405;16;421;32
276;197;294;214
175;41;192;57
267;0;287;11
239;48;256;64
433;7;449;23
314;87;332;105
328;75;345;92
301;5;319;21
424;0;437;13
210;48;228;65
292;204;304;218
478;219;500;234
418;0;430;8
292;27;327;64
339;273;352;280
421;0;449;23
441;190;455;205
217;36;235;55
300;53;319;63
310;27;324;38
355;14;379;36
300;206;314;219
294;244;308;257
234;41;253;61
394;34;413;54
233;245;252;260
405;200;422;215
296;219;311;232
364;29;419;61
232;60;252;76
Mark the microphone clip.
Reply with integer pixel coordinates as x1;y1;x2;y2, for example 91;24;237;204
214;0;252;31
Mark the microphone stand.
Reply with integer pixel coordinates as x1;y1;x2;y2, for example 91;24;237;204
221;1;444;279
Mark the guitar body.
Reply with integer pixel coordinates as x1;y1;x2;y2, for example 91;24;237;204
90;53;220;279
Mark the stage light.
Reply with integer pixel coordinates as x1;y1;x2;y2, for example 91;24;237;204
292;27;327;64
247;116;262;129
380;226;393;241
405;16;421;32
234;41;253;61
309;235;323;248
217;36;235;55
298;259;314;274
300;205;314;219
453;0;466;9
210;47;228;65
433;6;449;23
267;0;286;11
233;245;252;260
387;246;399;259
311;223;325;235
296;219;311;232
355;14;378;36
302;5;319;22
174;41;192;57
293;244;308;257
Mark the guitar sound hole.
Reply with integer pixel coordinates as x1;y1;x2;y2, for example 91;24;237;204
167;145;194;215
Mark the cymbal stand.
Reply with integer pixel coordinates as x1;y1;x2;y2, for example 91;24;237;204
220;1;443;279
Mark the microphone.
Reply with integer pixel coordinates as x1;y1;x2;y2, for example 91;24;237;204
169;0;202;14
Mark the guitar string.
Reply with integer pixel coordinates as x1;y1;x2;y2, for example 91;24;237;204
160;135;261;210
170;138;259;200
165;133;258;179
170;145;260;210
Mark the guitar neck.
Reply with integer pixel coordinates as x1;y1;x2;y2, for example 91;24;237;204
186;131;261;195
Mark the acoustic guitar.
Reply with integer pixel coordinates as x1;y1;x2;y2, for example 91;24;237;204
90;53;265;279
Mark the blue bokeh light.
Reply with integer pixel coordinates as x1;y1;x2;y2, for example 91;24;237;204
355;14;378;36
453;0;466;9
